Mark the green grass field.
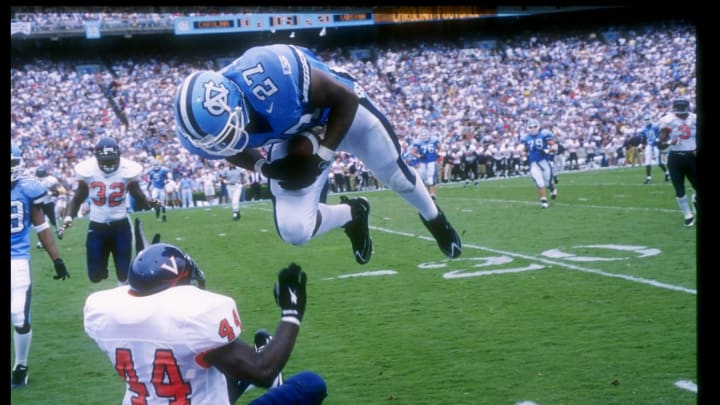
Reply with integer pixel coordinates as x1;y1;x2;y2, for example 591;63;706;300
12;167;697;404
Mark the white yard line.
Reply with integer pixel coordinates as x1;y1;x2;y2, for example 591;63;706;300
371;226;696;295
674;380;697;393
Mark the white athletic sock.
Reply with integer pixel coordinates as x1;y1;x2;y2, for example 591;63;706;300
13;329;32;367
313;203;353;237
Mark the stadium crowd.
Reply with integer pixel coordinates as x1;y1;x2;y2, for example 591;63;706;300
10;18;695;209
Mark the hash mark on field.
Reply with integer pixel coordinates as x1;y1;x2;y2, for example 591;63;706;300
323;270;397;280
674;380;697;393
372;226;696;295
452;197;681;213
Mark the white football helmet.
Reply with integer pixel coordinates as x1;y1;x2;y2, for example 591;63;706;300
419;128;431;142
527;119;540;133
174;70;250;157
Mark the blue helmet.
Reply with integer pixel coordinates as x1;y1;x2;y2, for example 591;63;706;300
35;166;48;178
11;142;23;183
128;243;206;295
94;137;121;174
672;97;690;115
174;70;251;157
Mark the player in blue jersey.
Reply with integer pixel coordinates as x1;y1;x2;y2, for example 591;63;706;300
10;142;70;389
521;120;557;208
411;128;441;199
639;114;669;184
174;44;462;262
147;158;170;222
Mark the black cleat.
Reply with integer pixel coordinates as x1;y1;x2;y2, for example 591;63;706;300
665;173;670;182
233;212;241;221
11;365;28;389
340;196;373;264
643;178;652;184
684;216;695;227
56;227;64;240
420;205;462;258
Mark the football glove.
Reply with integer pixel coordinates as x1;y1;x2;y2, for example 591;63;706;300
53;258;70;280
274;263;307;325
259;155;330;190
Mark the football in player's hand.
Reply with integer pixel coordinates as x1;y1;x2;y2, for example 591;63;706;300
287;134;314;158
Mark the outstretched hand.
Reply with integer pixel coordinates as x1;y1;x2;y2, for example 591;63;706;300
274;263;307;325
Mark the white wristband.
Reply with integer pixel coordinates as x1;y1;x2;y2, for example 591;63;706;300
317;145;336;162
254;158;267;174
281;316;301;326
34;220;50;233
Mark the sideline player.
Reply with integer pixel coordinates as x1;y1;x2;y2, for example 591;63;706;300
658;97;697;227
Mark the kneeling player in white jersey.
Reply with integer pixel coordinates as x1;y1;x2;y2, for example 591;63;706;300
84;219;327;404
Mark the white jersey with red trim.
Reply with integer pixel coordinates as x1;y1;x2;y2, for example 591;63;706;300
84;285;242;405
658;112;697;152
73;157;142;222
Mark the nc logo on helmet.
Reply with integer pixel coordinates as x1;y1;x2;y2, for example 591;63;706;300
202;80;231;116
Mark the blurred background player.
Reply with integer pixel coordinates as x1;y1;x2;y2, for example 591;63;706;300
658;97;697;227
11;142;70;389
84;222;327;404
222;162;247;221
461;139;479;186
147;157;170;221
411;127;440;199
522;119;557;208
639;114;669;184
63;136;162;283
34;165;68;247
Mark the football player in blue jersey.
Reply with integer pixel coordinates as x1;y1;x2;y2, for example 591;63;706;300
521;120;557;208
11;142;70;389
174;44;462;262
639;114;669;184
147;157;170;221
411;127;441;199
